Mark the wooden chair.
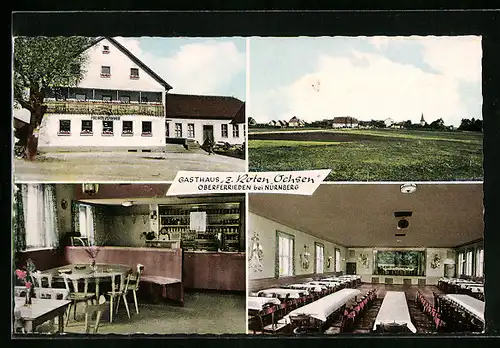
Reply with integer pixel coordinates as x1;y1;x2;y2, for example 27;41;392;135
62;274;96;326
13;308;25;334
84;295;108;334
32;271;53;288
34;287;69;300
120;264;144;315
106;273;130;323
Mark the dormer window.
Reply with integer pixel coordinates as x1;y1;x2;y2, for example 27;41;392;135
102;45;110;54
101;66;111;78
130;68;139;79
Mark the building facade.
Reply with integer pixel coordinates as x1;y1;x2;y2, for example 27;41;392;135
38;37;172;152
165;94;245;146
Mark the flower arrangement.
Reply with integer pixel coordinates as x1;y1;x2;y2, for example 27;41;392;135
84;245;101;271
14;259;36;305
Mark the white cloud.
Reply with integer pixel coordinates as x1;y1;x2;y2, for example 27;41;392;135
253;37;482;126
115;37;245;96
420;36;482;83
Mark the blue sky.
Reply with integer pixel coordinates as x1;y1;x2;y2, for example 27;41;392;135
116;37;246;100
248;36;482;126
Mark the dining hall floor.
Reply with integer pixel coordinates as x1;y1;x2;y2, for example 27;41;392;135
329;283;447;334
31;290;246;335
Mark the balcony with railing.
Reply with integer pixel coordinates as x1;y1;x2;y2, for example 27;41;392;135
44;87;165;117
45;99;164;117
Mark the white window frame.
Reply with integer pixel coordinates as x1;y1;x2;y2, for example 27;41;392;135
79;204;95;244
80;120;93;136
187;123;195;138
315;243;324;274
175;123;183;138
335;248;341;272
458;252;465;276
141;121;152;136
466;250;473;276
22;185;59;250
476;248;484;277
277;232;294;277
232;124;239;138
221;124;228;138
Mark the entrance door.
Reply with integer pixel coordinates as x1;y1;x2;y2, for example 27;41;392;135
203;125;214;144
346;262;357;275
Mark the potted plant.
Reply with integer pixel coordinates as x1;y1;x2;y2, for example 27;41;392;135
141;231;156;241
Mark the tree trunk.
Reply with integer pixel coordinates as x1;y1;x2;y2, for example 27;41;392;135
25;128;38;161
24;110;43;161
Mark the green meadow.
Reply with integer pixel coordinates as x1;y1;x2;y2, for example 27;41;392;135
248;129;483;181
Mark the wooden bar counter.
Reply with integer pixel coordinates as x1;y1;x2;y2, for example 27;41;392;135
183;251;245;292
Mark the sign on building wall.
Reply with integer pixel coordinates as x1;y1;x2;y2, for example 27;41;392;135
90;116;121;121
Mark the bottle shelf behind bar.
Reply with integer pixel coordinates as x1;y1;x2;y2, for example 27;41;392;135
157;201;243;252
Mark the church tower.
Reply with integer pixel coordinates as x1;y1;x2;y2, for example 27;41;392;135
420;113;426;126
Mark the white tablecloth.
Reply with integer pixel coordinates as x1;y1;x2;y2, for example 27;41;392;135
308;281;339;288
247;297;281;311
284;288;361;323
445;294;485;323
321;277;349;283
288;284;325;292
372;291;417;333
257;288;308;299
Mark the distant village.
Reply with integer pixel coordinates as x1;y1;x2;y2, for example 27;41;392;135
248;114;483;132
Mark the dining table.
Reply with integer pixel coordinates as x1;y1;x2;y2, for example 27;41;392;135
13;297;71;333
247;296;282;311
41;263;132;297
307;281;339;288
256;288;309;299
287;283;326;292
283;288;361;324
372;291;417;333
445;294;485;323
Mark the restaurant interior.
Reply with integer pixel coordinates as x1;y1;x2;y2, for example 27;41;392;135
247;183;485;335
12;183;246;335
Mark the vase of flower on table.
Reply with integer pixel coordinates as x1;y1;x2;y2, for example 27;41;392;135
85;245;101;272
15;258;36;306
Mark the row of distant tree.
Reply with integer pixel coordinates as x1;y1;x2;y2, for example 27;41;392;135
249;117;483;132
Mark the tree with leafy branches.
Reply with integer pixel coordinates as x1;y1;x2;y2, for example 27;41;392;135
13;36;95;160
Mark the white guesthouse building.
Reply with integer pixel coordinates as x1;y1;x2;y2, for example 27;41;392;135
36;37;244;152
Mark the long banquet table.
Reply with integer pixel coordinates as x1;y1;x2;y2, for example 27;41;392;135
445;294;485;323
256;288;309;299
372;291;417;333
287;283;325;292
284;288;361;324
247;296;282;311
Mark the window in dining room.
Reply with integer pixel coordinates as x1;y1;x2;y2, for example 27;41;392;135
276;231;294;277
465;249;473;276
458;251;465;276
79;204;95;244
335;248;341;272
13;184;59;251
476;248;484;277
315;242;324;274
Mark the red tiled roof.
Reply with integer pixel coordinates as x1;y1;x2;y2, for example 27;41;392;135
166;94;244;121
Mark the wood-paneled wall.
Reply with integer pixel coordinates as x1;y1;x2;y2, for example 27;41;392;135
183;252;245;292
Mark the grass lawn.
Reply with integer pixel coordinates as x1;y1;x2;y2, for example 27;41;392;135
248;130;483;181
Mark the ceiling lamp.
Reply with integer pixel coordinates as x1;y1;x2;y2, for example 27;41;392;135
121;201;134;207
400;183;417;194
82;183;99;196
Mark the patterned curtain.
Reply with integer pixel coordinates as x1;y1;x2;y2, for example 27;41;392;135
13;184;26;252
71;200;81;234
